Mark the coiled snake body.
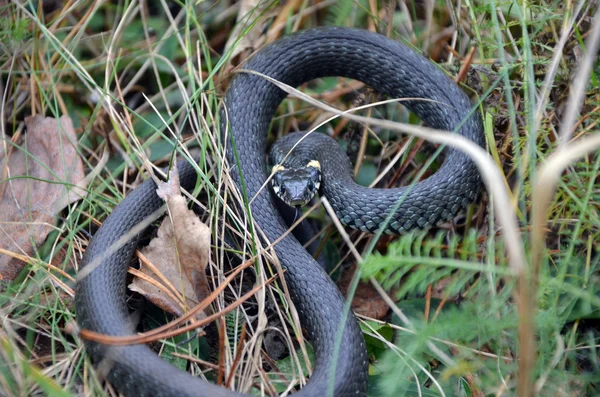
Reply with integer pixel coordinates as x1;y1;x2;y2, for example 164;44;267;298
75;27;484;397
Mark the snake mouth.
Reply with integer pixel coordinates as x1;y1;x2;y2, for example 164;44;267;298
288;197;312;207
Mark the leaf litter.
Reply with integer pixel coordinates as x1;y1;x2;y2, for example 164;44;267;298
129;165;211;320
0;115;85;283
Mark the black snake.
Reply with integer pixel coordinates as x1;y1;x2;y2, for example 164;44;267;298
75;27;484;397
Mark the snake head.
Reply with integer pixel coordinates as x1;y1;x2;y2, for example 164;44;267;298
271;160;321;207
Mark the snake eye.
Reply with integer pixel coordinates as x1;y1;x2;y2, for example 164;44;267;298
307;180;314;191
272;171;286;197
273;180;285;195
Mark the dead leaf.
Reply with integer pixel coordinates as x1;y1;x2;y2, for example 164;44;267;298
129;166;211;319
338;264;390;320
430;276;455;300
0;115;85;282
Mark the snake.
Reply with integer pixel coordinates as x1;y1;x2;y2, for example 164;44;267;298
75;27;484;397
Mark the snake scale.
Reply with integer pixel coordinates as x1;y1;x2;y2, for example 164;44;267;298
75;27;484;397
